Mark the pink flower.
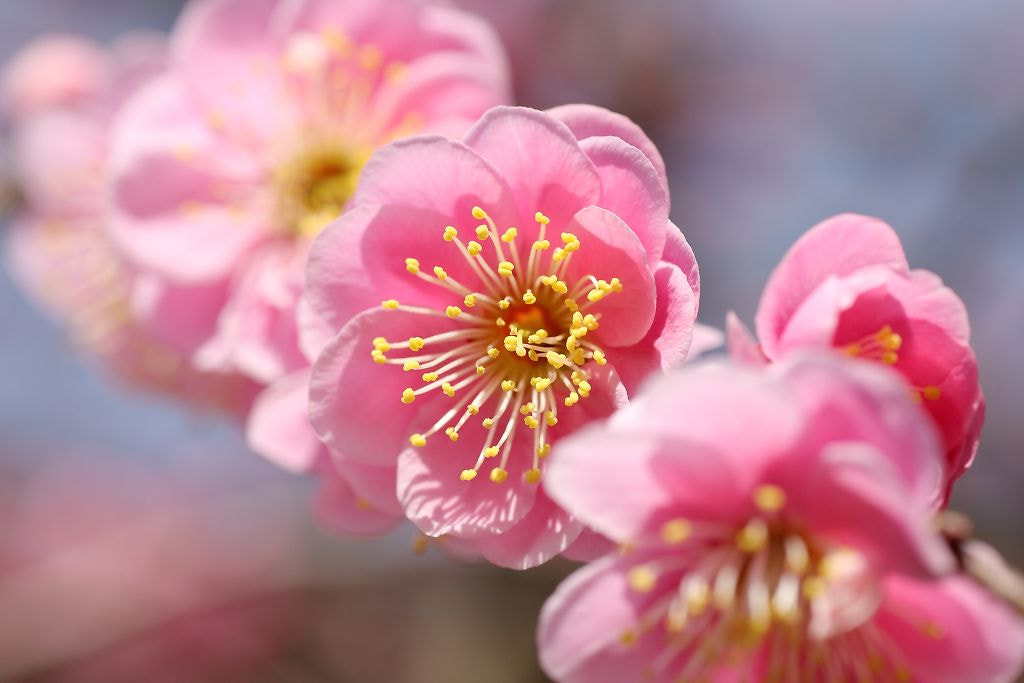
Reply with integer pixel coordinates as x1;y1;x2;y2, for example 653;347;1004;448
108;0;511;387
2;34;259;413
538;356;1024;683
728;214;983;494
307;104;701;568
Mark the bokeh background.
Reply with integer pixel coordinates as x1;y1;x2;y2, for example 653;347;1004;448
1;1;1022;681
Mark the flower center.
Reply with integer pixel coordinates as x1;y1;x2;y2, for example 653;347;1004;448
371;207;623;486
616;485;944;681
275;142;369;237
842;324;942;403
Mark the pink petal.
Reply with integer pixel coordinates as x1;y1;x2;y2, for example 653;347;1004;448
663;220;700;305
563;206;657;348
876;575;1024;683
463;106;602;229
396;438;538;539
129;272;229;357
473;488;583;570
314;464;402;538
578;136;669;263
756;214;909;358
547;103;668;193
246;369;322;474
330;455;402;517
561;529;616;563
725;311;768;366
308;307;460;466
1;35;110;119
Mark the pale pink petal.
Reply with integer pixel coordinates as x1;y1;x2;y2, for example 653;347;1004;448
756;213;909;358
129;272;229;357
547;103;668;192
396;438;538;539
463;106;602;229
331;455;402;517
473;488;583;570
725;311;768;365
563;206;657;347
296;296;334;363
561;529;616;563
309;307;459;466
314;464;402;538
687;323;725;360
663;221;700;304
246;369;322;474
876;575;1024;683
1;35;110;119
578;136;669;263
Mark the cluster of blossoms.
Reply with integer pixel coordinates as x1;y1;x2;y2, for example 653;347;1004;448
3;0;1022;681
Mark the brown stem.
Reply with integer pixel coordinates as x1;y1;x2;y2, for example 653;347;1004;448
936;510;1024;616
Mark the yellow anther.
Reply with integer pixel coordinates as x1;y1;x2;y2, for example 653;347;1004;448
540;275;557;286
443;226;458;241
802;576;826;600
487;347;500;359
533;239;551;251
883;333;902;351
565;392;579;407
467;241;482;256
628;565;657;593
754;484;787;512
476;365;485;375
577;380;592;397
571;325;589;338
882;351;899;365
593;349;607;366
525;468;542;484
535;212;550;225
566;335;579;353
524;416;539;429
490;467;509;484
583;314;599;329
522;289;537;305
552;280;568;294
463;294;477;308
471;206;487;220
520;402;536;415
467;404;480;415
422;372;439;382
484;446;500;458
922;386;942;401
597;280;613;292
442;382;456;397
619;630;636;646
571;349;586;365
409;433;427;447
501;228;517;242
545;411;558;427
446;306;462;318
445;427;459;442
475;225;490;240
460;469;478;481
587;288;606;302
482;418;495;429
501;380;516;391
408;337;425;351
382;299;400;309
503;335;518;352
610;278;622;292
433;266;448;280
401;388;416;404
403;360;420;371
736;519;769;553
527;349;539;361
497;261;515;277
552;248;567;262
546;351;567;369
537;443;551;458
405;258;420;274
371;351;387;365
372;337;390;351
661;518;692;545
527;329;548;344
565;298;579;312
497;298;511;310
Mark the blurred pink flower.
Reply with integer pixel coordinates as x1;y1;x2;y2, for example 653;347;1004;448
306;105;700;568
727;214;983;496
538;356;1024;683
108;0;510;388
2;34;259;414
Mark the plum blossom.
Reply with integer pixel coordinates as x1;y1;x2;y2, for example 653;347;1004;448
728;214;983;495
307;104;701;567
538;356;1024;683
2;34;259;413
108;0;510;387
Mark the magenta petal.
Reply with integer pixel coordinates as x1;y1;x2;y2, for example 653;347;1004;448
463;106;602;228
563;206;657;347
756;214;909;358
578;135;669;263
473;488;583;570
309;307;459;466
246;369;322;474
876;575;1024;683
396;441;537;539
547;103;668;193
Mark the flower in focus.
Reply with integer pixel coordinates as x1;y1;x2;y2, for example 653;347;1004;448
307;104;701;567
538;356;1024;683
1;34;259;413
108;0;510;388
727;214;983;495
